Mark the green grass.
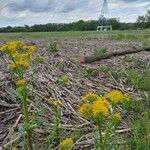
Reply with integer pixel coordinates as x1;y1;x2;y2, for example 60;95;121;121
99;66;112;73
126;69;150;91
0;29;150;44
92;47;107;56
128;116;150;150
0;31;109;40
113;68;150;149
83;68;97;77
98;66;150;150
56;75;70;86
124;96;150;150
47;42;58;52
117;29;150;44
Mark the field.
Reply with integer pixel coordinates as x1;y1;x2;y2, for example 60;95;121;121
0;30;150;149
0;29;150;44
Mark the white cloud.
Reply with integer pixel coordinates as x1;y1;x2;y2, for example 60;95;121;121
0;0;149;27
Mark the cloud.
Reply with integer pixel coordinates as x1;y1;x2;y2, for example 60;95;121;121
9;0;56;13
0;0;149;27
8;0;90;13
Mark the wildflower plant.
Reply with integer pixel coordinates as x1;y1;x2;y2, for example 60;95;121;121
56;75;70;86
79;90;130;150
48;98;62;149
0;41;36;150
48;42;58;52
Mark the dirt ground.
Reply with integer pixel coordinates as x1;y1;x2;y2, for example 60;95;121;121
0;37;149;149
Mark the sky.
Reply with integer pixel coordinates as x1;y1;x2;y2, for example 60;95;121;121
0;0;150;27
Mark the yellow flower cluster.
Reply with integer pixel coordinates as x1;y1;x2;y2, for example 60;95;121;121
9;61;29;71
92;98;110;117
16;79;27;87
0;41;36;54
79;90;129;121
12;53;32;62
106;90;129;104
0;41;36;72
59;138;73;149
23;45;36;54
0;41;24;53
80;93;110;119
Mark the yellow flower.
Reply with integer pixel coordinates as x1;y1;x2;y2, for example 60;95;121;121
0;41;24;53
83;92;100;102
111;113;121;122
23;45;36;53
9;61;29;71
11;52;31;62
106;90;127;104
16;79;27;87
92;99;110;117
79;103;92;117
11;52;20;59
1;42;36;69
100;97;110;108
59;138;73;149
1;41;36;56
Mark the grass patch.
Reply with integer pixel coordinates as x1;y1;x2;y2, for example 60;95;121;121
0;29;150;44
125;95;150;150
83;68;97;77
126;69;150;91
47;42;58;52
99;66;125;80
0;31;108;40
99;66;112;73
126;69;142;87
92;47;107;56
111;30;150;44
127;116;150;150
139;76;150;91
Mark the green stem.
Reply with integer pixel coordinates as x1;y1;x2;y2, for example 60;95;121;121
102;121;111;149
98;117;103;150
22;86;33;150
9;46;32;149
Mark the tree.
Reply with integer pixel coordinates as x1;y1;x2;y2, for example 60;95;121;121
137;16;146;23
108;18;121;30
146;9;150;22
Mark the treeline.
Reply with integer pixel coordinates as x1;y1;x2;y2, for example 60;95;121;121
0;10;150;33
136;9;150;29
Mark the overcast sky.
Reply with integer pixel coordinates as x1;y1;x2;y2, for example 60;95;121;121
0;0;150;27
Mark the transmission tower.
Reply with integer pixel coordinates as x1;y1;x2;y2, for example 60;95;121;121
101;0;108;18
97;0;112;31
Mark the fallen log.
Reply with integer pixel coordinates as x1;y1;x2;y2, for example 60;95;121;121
80;46;150;63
